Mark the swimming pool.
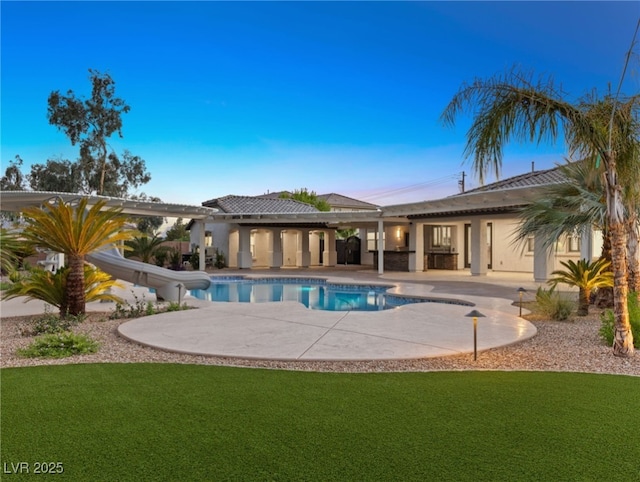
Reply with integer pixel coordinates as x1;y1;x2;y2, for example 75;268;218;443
189;277;474;312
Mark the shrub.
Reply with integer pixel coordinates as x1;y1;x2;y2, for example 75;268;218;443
535;286;575;321
17;332;100;358
154;248;169;267
214;249;226;269
22;309;84;336
547;258;613;316
189;252;200;270
166;302;190;312
599;292;640;348
110;292;157;319
168;248;184;271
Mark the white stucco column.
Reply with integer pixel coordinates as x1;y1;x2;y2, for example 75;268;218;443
470;218;488;276
197;220;206;271
533;234;555;282
580;226;594;262
323;230;337;267
296;229;311;268
377;220;384;275
237;227;253;269
408;222;424;272
269;228;283;268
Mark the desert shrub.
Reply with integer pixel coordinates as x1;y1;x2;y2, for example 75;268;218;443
535;286;575;321
22;308;84;336
110;292;158;319
17;332;99;359
599;292;640;348
166;301;190;312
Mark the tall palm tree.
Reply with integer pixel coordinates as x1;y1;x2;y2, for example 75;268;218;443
20;198;133;316
548;258;614;316
514;161;614;308
514;160;640;301
442;68;639;356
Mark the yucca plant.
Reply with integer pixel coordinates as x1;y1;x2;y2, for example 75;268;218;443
548;258;614;316
20;198;134;315
3;264;124;317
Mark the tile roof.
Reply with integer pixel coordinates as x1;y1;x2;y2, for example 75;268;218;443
202;195;319;214
461;166;568;194
317;193;379;210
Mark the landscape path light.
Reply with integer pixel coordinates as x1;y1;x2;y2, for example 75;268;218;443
517;287;527;317
465;309;485;361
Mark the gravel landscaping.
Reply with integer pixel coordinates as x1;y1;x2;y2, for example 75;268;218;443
2;306;638;376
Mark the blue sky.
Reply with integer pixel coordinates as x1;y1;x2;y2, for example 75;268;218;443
2;1;639;206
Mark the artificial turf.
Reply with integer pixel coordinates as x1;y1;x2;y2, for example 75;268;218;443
1;364;639;481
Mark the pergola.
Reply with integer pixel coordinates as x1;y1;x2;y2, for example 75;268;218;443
1;183;568;277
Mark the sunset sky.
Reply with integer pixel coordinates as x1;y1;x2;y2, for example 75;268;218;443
2;1;638;206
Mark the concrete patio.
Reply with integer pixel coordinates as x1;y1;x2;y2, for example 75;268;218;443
1;268;542;361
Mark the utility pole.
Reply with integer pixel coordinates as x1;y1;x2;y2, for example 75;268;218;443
458;171;466;193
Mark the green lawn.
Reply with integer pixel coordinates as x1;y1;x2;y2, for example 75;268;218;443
1;364;639;481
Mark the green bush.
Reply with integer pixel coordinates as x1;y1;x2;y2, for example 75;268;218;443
189;252;200;270
22;309;84;336
166;302;189;312
110;292;158;319
535;286;575;321
17;332;100;358
599;292;640;348
214;249;226;269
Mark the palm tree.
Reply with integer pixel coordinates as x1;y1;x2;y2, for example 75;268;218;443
548;258;614;316
442;67;639;356
514;161;615;308
0;228;21;274
125;233;165;264
4;265;124;316
20;198;133;316
514;159;640;304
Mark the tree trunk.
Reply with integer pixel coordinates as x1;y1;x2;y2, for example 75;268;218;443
577;287;590;316
65;254;86;317
595;228;614;308
626;213;640;295
604;157;634;356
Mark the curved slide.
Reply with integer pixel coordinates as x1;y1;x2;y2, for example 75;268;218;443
87;248;211;302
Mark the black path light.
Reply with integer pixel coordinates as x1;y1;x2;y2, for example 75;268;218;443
517;287;527;317
465;309;485;361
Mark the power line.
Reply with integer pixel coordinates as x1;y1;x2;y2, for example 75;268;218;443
359;172;462;202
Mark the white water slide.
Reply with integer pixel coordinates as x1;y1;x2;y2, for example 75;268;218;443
87;248;211;302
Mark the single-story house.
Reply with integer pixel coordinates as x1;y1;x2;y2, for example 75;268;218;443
187;166;602;281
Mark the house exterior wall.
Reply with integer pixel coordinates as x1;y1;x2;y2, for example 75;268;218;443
282;230;298;267
310;232;321;265
253;229;271;267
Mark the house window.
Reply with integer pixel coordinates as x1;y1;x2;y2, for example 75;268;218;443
568;236;581;253
526;236;535;253
432;226;452;249
367;230;385;251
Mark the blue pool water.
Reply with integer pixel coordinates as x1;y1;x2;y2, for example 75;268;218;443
189;277;474;312
190;277;395;311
